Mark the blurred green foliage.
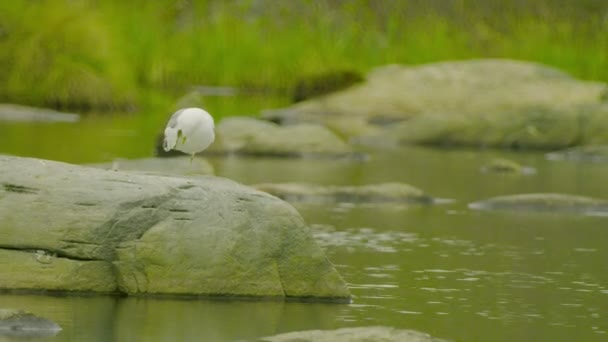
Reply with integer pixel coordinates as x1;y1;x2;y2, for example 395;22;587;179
0;0;606;112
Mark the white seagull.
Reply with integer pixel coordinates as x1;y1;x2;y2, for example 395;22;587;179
162;107;215;160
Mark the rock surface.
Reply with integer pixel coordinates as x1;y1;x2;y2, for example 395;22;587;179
89;157;214;176
384;104;608;149
546;145;608;162
0;104;79;123
259;326;450;342
263;60;608;148
469;193;608;215
208;117;360;158
0;155;350;300
0;309;61;337
254;183;434;204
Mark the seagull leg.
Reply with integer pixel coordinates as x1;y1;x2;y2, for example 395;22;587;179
190;153;195;163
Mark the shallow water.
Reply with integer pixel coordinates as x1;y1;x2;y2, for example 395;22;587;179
1;107;608;341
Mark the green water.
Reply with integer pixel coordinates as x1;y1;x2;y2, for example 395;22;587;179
1;100;607;341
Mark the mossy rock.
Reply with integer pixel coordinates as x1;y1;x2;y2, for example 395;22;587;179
384;104;608;150
254;182;434;204
0;155;350;301
207;117;362;159
264;60;608;148
469;193;608;215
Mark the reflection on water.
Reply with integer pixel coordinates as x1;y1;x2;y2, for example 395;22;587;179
1;111;608;341
0;294;347;341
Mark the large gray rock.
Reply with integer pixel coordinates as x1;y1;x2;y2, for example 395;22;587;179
0;104;79;123
469;193;608;215
383;104;608;149
254;182;434;204
208;117;360;158
0;155;350;300
264;60;608;148
260;326;450;342
0;309;61;338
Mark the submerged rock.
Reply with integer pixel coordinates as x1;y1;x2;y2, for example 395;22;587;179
208;117;362;158
469;193;608;215
264;60;608;148
89;157;214;176
480;158;522;174
259;326;450;342
0;309;61;337
0;103;79;123
546;145;608;162
0;155;350;301
480;158;535;175
254;182;434;204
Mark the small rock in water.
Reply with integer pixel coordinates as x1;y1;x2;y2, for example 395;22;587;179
468;193;608;216
546;145;608;163
254;182;435;204
480;158;535;175
0;309;61;337
259;326;450;342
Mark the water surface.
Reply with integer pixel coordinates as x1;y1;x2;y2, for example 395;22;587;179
1;105;607;341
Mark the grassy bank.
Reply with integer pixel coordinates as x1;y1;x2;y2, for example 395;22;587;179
0;0;606;112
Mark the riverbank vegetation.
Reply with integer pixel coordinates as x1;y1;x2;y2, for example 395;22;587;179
0;0;606;112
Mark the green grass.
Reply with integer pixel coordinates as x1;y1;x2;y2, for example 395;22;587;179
0;0;606;113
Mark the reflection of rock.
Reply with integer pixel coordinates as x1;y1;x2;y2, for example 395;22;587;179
89;157;214;176
254;182;434;204
546;145;608;162
208;117;363;159
115;298;276;341
0;155;350;301
0;103;79;123
264;60;608;148
0;309;61;338
1;294;119;341
260;326;450;342
469;193;608;215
